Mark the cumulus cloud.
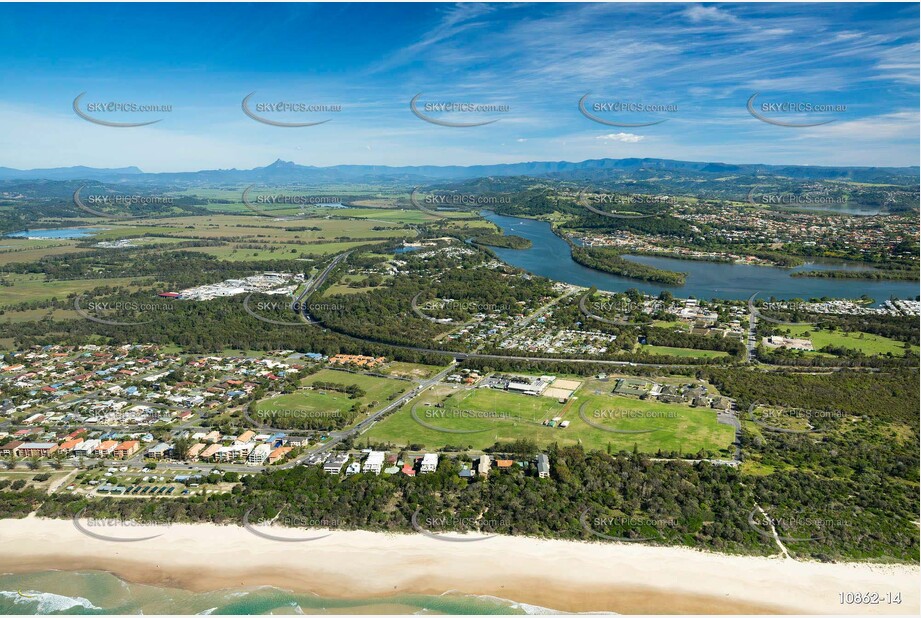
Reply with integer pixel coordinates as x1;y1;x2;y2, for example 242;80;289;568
595;133;644;143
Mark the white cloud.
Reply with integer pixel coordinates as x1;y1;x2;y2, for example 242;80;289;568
596;133;644;143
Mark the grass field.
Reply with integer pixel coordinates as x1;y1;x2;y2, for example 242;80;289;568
253;369;412;430
0;273;152;305
366;381;735;455
638;345;730;359
782;324;917;357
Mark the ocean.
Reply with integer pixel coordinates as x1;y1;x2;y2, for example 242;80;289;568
0;571;561;615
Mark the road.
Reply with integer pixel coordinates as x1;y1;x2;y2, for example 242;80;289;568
287;363;456;465
296;250;352;313
747;309;757;363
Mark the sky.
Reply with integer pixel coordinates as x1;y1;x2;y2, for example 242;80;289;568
0;2;917;172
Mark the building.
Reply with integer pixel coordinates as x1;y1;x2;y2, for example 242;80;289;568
267;446;292;464
18;442;59;457
147;443;172;459
73;439;99;457
215;443;253;462
477;454;491;477
199;443;222;460
762;335;814;351
536;453;550;479
247;443;272;465
187;443;206;460
285;436;309;447
344;462;361;476
323;453;349;474
420;453;439;473
58;438;84;453
363;451;385;474
329;354;386;368
235;430;256;445
496;459;515;470
113;441;140;459
0;440;23;457
95;440;119;457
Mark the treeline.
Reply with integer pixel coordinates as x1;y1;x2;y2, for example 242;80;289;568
644;326;746;356
309;381;366;399
571;246;686;285
470;233;532;249
792;269;920;281
16;444;916;562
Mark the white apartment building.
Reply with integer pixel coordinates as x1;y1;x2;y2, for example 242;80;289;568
362;451;385;474
420;453;439;473
247;443;271;465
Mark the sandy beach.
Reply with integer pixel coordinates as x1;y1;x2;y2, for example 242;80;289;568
1;515;917;615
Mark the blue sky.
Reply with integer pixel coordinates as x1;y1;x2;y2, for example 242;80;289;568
0;2;917;171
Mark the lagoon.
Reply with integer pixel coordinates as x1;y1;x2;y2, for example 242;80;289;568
5;227;103;239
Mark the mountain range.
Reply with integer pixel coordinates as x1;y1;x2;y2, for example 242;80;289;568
1;158;918;185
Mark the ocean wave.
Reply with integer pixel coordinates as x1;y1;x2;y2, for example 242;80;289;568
0;590;100;613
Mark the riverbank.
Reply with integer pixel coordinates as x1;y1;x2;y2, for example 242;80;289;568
480;211;920;303
1;516;917;614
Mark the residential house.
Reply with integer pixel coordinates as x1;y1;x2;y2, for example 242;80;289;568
362;451;385;474
0;440;23;457
267;446;292;464
323;453;349;474
537;454;550;479
420;453;439;473
477;454;492;477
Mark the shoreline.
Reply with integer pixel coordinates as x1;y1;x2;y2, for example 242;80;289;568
2;516;918;614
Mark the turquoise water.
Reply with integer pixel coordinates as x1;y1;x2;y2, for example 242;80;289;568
481;212;919;305
0;571;536;615
5;228;103;239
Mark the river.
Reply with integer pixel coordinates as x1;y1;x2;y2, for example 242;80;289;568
481;212;919;305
